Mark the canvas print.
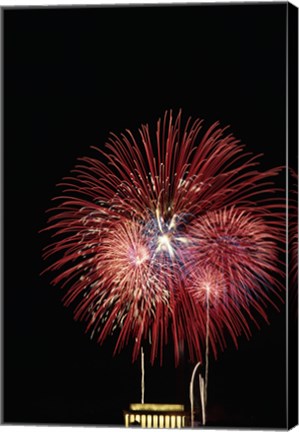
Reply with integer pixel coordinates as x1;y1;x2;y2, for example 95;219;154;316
3;2;298;430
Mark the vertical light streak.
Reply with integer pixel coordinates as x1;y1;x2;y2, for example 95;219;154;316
199;374;206;426
204;286;210;425
189;362;201;427
141;346;145;404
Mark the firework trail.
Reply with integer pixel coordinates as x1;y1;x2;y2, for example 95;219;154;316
43;110;285;366
141;346;145;404
189;362;201;427
204;290;209;423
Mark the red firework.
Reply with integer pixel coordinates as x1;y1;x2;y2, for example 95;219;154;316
289;169;298;317
43;110;285;365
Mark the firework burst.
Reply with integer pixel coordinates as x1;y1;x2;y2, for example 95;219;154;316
43;110;285;365
289;169;298;317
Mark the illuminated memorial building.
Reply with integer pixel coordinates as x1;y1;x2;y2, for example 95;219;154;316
124;403;187;428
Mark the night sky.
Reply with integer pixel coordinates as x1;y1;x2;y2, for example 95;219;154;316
4;3;289;428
